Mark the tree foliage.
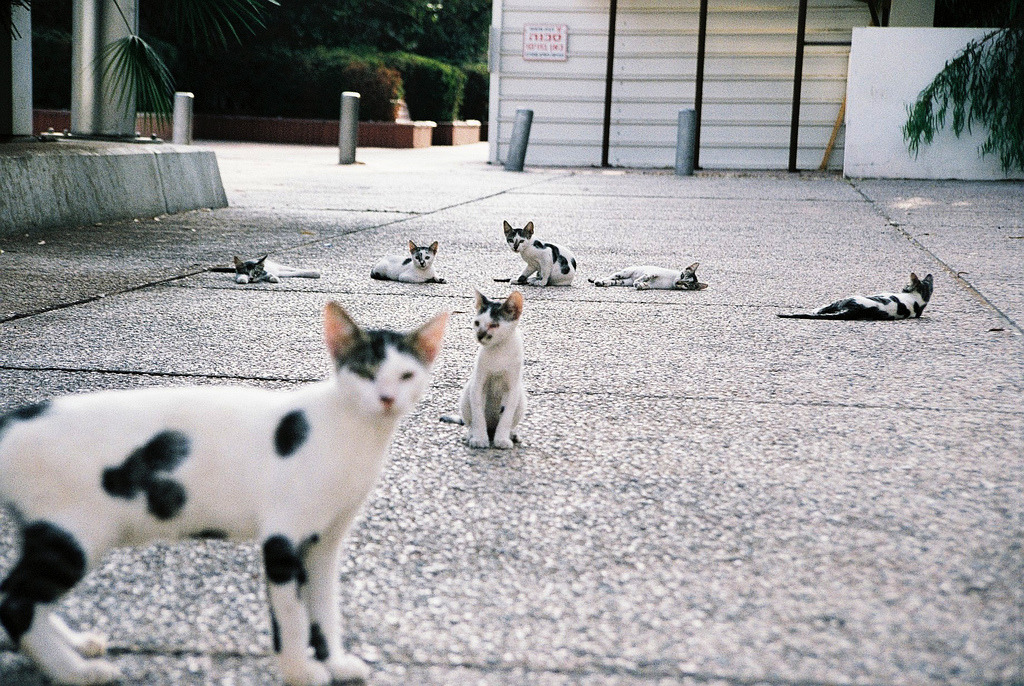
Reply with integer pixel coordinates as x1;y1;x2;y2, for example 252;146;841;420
904;0;1024;171
260;0;491;65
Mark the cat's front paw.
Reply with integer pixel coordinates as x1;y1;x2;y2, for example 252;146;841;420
235;275;250;284
634;281;651;291
72;632;108;658
492;436;514;450
467;434;491;449
325;653;370;683
433;277;447;284
48;658;121;685
268;275;281;283
279;656;332;686
526;276;547;286
511;275;528;285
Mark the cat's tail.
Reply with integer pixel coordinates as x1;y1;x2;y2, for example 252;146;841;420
777;312;849;319
208;266;236;273
439;415;465;425
370;270;388;281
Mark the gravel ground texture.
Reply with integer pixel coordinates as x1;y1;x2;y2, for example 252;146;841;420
0;141;1021;686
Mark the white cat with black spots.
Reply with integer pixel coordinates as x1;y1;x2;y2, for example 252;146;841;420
778;273;933;320
371;241;446;283
504;221;577;286
0;303;448;686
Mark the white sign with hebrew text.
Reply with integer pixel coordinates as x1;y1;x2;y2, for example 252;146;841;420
523;24;568;61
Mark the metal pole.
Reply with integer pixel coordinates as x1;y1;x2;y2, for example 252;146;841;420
675;109;696;175
788;0;808;172
338;91;360;165
71;0;138;137
504;108;533;172
600;0;618;167
172;92;193;144
693;0;708;170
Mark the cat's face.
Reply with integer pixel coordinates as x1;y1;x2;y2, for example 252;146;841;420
472;290;523;346
904;272;934;302
233;255;267;282
324;302;448;416
675;262;706;290
503;221;534;253
408;241;438;270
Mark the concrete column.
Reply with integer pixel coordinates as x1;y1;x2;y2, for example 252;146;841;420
338;91;359;164
675;109;696;176
172;92;194;144
71;0;139;136
1;1;33;138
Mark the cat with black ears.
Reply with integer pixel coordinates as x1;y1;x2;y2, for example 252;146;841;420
0;303;448;685
503;221;577;287
441;290;526;449
778;273;934;320
371;241;446;284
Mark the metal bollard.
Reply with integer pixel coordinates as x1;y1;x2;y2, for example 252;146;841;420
504;108;534;172
172;92;194;145
675;108;697;176
339;92;360;165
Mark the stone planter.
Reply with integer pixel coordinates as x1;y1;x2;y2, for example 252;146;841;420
358;121;436;148
33;110;171;140
433;120;482;146
34;111;440;149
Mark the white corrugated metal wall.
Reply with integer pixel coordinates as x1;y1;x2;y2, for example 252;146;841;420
489;0;870;169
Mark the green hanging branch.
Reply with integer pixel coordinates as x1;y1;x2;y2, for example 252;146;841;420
903;28;1024;172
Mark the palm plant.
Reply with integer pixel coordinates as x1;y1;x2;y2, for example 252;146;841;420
903;0;1023;172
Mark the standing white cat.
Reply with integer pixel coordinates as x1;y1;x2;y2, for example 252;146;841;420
371;241;446;283
503;221;577;286
441;290;526;449
0;302;448;686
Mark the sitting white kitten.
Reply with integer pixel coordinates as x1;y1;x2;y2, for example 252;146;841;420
441;290;526;449
371;241;446;284
0;302;449;686
504;221;576;286
589;263;707;290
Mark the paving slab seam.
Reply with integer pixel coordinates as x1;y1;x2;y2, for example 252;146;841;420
0;646;890;686
371;655;893;686
0;364;317;385
0;173;572;323
518;387;1024;417
3;369;1017;418
847;180;1023;336
509;190;866;204
0;268;211;324
262;171;576;262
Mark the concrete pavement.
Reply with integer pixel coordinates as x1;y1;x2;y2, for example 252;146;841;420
1;141;1022;685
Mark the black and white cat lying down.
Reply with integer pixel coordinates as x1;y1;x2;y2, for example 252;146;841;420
209;255;321;284
778;273;933;320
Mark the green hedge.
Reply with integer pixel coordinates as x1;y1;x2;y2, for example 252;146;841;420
180;47;402;122
385;52;466;122
461;63;489;122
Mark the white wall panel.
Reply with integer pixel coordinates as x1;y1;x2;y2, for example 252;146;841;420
490;0;862;169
